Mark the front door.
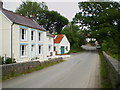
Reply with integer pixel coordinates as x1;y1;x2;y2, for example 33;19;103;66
61;46;65;54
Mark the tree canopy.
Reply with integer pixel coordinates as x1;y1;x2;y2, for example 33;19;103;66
73;2;120;54
16;1;68;34
61;23;86;49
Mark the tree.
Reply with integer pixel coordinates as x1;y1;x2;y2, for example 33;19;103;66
73;2;120;54
43;11;68;34
16;1;68;34
61;23;85;49
16;1;48;19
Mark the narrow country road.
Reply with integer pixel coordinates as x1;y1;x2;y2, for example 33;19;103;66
3;45;100;88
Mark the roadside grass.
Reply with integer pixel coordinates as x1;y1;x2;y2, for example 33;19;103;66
99;52;112;88
3;60;65;80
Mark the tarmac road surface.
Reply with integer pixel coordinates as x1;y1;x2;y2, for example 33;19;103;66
3;45;100;88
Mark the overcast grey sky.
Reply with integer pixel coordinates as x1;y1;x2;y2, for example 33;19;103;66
2;0;120;21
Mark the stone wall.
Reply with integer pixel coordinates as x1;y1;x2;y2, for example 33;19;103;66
103;51;120;88
2;57;63;79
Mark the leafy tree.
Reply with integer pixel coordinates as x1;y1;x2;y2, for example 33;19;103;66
16;1;48;19
16;1;68;34
61;23;85;49
73;2;120;54
43;11;68;33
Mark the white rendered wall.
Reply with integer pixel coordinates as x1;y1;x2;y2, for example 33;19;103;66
46;36;54;57
0;11;2;56
1;11;12;58
55;35;70;54
1;12;50;62
13;25;46;62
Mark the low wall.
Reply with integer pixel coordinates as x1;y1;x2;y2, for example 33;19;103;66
103;51;120;88
2;57;63;79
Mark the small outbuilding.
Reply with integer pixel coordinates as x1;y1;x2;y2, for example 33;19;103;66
53;34;70;55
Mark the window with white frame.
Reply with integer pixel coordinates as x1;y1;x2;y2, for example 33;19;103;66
20;45;27;57
38;32;41;41
20;28;27;41
31;31;34;41
38;45;42;54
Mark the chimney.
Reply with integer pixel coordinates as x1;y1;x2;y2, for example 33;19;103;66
0;0;3;9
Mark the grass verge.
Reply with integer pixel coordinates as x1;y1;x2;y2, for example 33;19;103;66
3;60;65;80
99;52;111;88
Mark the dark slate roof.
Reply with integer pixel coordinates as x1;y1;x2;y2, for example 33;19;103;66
2;9;46;31
46;32;53;37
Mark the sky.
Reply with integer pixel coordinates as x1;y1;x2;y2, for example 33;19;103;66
2;0;120;21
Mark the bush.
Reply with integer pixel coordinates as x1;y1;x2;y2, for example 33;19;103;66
102;39;118;54
5;57;12;64
0;56;16;65
102;40;108;51
0;56;4;65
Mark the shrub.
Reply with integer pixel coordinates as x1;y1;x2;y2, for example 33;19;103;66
0;56;4;65
5;57;12;64
102;40;108;51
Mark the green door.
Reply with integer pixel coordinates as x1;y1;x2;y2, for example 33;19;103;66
61;46;65;54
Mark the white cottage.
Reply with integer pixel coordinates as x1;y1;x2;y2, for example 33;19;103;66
0;2;54;62
53;34;70;54
46;32;55;57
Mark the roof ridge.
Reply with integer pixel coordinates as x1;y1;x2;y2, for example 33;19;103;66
2;8;46;31
2;8;35;22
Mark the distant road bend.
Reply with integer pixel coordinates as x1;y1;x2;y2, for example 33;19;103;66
3;45;100;88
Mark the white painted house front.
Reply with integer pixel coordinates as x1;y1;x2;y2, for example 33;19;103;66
46;32;54;57
53;34;70;54
0;2;54;62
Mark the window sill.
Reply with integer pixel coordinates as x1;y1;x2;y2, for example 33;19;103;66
20;40;28;42
20;56;28;58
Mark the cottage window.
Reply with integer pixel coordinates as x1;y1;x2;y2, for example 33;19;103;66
20;28;27;41
20;29;27;40
31;31;34;41
38;45;41;54
20;45;27;57
38;32;41;41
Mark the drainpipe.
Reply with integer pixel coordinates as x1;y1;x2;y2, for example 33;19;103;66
11;23;14;62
